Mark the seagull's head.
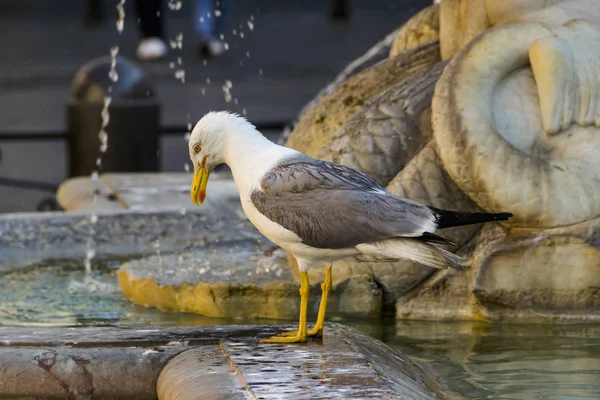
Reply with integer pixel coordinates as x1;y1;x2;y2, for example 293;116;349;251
189;111;253;205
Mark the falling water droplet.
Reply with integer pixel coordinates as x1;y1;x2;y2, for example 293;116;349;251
99;130;108;153
168;0;182;10
224;42;229;50
242;108;247;116
222;80;232;103
91;171;99;180
116;0;126;34
219;34;225;40
84;238;96;274
240;32;245;39
175;69;186;83
101;97;112;128
170;32;184;49
169;61;175;69
215;9;222;17
246;51;250;58
259;69;263;75
247;21;254;31
184;132;191;141
108;46;119;82
206;77;211;84
201;88;206;95
187;123;193;132
233;29;237;35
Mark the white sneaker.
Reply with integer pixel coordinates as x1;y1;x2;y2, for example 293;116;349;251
136;37;168;61
199;39;225;57
207;39;225;56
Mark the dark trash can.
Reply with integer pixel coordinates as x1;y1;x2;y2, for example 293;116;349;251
67;55;160;177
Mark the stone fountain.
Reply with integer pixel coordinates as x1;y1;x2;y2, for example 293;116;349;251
284;0;600;323
1;0;599;397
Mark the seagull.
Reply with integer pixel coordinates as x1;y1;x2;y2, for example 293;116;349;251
188;111;513;344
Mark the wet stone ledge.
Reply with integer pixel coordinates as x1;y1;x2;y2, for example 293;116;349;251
0;323;453;400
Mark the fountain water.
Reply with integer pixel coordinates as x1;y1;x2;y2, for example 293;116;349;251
81;2;126;287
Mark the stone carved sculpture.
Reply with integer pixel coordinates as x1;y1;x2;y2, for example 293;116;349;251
284;0;600;321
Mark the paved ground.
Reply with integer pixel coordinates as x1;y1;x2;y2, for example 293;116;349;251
0;0;428;213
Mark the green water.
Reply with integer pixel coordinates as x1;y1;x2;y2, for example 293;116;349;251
0;259;599;399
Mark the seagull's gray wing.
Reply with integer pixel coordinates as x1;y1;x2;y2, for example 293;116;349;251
251;156;436;249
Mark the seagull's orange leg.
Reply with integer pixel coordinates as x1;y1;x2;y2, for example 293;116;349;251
277;264;332;338
307;265;332;337
260;271;309;344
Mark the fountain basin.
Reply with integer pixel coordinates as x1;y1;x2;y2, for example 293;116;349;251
0;323;451;400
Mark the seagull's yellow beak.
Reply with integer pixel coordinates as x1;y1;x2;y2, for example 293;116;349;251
191;156;210;205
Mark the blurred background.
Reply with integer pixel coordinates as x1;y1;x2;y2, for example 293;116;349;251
0;0;427;213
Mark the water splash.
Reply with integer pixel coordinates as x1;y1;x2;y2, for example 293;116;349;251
168;0;182;10
222;80;233;103
174;69;186;83
116;0;126;34
85;3;124;277
84;239;96;274
168;31;185;83
98;96;111;153
153;239;163;273
170;33;184;49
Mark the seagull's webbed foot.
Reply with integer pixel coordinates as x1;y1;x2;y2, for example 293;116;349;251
260;331;308;343
260;270;310;344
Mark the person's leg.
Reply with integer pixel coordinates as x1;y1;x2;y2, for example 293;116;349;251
194;0;216;41
134;0;167;60
134;0;163;38
195;0;231;57
83;0;105;28
214;0;231;38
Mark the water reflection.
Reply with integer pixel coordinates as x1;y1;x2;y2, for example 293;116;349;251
373;320;600;400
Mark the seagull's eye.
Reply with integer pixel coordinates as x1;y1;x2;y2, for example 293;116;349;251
193;144;202;153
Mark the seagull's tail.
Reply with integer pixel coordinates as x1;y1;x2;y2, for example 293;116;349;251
428;206;513;229
356;238;463;270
